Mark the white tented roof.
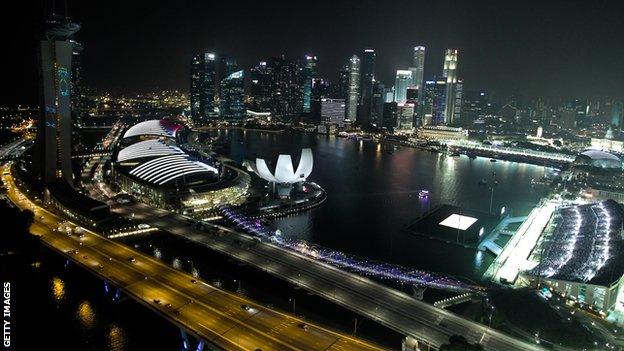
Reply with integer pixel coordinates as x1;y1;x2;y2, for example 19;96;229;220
116;139;184;162
129;154;218;185
123;119;181;139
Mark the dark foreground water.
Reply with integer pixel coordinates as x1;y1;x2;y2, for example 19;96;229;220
204;129;552;281
0;248;179;351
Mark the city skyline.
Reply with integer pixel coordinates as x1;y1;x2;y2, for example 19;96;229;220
5;2;624;350
6;0;624;106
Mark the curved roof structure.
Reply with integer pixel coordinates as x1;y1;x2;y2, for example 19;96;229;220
575;150;622;169
123;119;182;139
580;150;621;162
250;149;313;184
116;139;184;162
129;154;218;186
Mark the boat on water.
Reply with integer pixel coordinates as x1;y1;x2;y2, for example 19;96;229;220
418;189;429;198
490;159;497;162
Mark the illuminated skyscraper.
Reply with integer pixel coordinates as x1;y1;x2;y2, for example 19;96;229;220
421;80;437;125
34;14;81;185
345;55;360;122
410;46;425;96
358;49;375;126
394;70;413;104
302;55;317;113
443;49;459;125
219;57;244;120
190;52;217;124
434;79;448;125
267;55;303;119
249;61;272;112
453;79;463;125
372;80;385;126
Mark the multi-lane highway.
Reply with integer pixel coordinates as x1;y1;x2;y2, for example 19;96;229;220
2;165;387;351
115;201;544;351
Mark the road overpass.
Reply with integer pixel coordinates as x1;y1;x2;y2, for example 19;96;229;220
112;201;544;351
1;165;386;351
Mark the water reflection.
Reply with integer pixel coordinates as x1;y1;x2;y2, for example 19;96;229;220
51;276;65;301
107;324;126;351
77;300;95;329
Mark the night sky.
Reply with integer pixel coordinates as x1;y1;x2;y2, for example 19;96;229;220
6;0;624;105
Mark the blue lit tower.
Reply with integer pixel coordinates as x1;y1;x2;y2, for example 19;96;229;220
34;14;81;185
345;55;360;122
358;49;375;127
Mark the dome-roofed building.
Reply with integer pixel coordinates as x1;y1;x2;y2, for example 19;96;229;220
574;150;622;170
111;120;249;211
123;119;183;140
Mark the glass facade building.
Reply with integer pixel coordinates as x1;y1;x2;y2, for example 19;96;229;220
190;52;217;125
346;55;360;122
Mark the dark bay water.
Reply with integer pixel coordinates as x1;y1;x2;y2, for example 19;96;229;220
1;250;179;351
206;129;551;281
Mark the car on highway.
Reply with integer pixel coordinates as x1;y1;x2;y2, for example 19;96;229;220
153;299;161;304
190;279;197;284
165;303;172;308
128;257;136;263
240;304;251;311
298;323;309;331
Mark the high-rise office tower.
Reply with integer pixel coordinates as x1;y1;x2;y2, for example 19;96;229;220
421;80;437;125
442;49;459;125
267;55;303;120
434;79;448;125
382;102;398;129
302;55;317;114
411;46;425;96
358;49;375;127
453;79;463;125
219;57;244;120
320;98;346;125
249;61;272;112
372;80;385;126
337;64;349;99
34;14;81;186
345;55;360;122
383;87;395;103
396;103;416;131
310;78;331;123
70;40;85;128
190;52;217;124
394;70;413;104
411;46;426;124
